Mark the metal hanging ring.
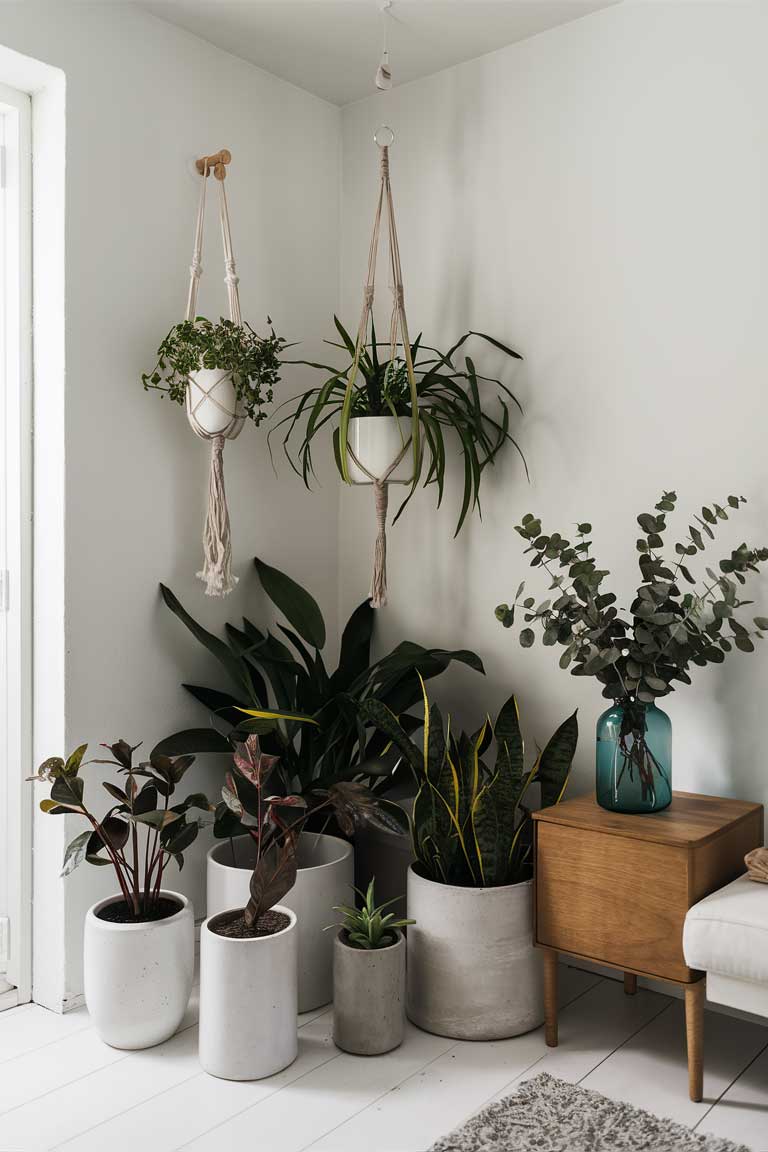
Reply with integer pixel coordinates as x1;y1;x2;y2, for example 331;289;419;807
374;125;395;149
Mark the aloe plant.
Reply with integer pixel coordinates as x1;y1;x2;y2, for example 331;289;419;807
329;879;414;950
156;557;484;827
360;680;578;887
269;318;526;535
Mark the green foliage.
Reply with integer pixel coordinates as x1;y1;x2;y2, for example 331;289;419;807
141;316;287;425
330;879;414;950
270;317;526;535
496;492;768;703
361;680;578;887
30;740;212;918
156;558;484;830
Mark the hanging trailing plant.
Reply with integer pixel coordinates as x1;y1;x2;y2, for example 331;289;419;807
271;317;526;536
142;316;287;425
268;134;526;608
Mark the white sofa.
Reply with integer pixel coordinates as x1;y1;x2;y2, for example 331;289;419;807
683;872;768;1019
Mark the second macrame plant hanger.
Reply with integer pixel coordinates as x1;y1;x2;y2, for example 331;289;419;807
341;126;420;609
186;149;245;597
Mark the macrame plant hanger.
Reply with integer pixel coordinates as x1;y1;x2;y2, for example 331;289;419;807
185;148;245;597
339;125;420;609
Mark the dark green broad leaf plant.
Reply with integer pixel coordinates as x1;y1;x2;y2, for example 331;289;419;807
360;677;578;887
269;318;527;536
156;556;484;837
29;741;212;920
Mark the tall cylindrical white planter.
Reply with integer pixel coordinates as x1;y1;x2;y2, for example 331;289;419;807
207;832;354;1011
186;368;239;435
199;905;297;1080
347;416;413;485
83;890;194;1050
406;866;542;1040
333;929;405;1055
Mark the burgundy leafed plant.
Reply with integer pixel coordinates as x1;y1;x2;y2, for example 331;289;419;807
30;740;211;920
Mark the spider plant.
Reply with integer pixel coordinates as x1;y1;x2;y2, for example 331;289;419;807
270;317;527;535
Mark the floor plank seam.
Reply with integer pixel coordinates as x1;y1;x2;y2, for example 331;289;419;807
0;1019;93;1067
51;1009;333;1152
297;1038;463;1152
573;997;674;1091
690;1034;768;1134
0;1015;201;1122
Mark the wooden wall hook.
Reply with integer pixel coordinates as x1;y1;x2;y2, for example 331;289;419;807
196;149;232;181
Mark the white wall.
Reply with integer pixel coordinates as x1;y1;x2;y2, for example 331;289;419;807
339;0;768;828
0;0;341;1006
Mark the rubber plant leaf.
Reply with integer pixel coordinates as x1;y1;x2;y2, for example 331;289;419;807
254;557;326;650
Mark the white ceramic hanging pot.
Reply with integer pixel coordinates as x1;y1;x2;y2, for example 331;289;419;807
207;832;354;1012
406;866;543;1040
333;928;406;1055
83;890;194;1050
186;367;239;436
347;416;413;485
199;905;298;1080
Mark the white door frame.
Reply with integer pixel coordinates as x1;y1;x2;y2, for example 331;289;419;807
0;80;33;1009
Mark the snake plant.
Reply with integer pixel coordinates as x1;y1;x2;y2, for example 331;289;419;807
360;679;578;887
269;317;527;535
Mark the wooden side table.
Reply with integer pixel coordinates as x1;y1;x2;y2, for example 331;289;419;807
533;791;763;1101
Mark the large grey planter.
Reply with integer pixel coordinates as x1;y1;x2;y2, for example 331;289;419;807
406;865;542;1040
206;832;354;1012
332;929;405;1055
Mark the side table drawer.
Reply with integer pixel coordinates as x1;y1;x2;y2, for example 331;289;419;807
536;822;691;982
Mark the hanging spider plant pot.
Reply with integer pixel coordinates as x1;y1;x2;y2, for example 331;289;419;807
142;150;285;597
336;129;421;608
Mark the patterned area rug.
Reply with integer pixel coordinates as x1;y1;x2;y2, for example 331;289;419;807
428;1073;751;1152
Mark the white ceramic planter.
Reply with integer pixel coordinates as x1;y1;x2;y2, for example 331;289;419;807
83;890;194;1050
199;905;298;1080
333;929;405;1055
406;866;543;1040
207;832;354;1011
186;367;239;435
347;416;413;485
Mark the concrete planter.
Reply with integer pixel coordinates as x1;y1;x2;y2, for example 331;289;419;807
406;865;542;1040
83;890;194;1050
332;929;405;1055
199;905;297;1080
207;831;354;1011
347;416;413;485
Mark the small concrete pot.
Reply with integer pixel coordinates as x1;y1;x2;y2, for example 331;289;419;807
83;890;194;1050
207;832;354;1011
406;866;542;1040
332;929;405;1055
199;905;297;1080
347;416;413;485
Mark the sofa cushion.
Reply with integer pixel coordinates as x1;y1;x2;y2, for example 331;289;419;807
683;873;768;984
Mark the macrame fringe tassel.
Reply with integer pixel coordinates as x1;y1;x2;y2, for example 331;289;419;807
370;479;389;608
197;434;238;597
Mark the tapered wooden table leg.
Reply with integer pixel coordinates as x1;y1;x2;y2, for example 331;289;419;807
624;972;637;996
685;979;705;1102
543;948;558;1047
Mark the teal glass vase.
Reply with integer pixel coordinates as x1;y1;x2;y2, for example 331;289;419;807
596;699;672;814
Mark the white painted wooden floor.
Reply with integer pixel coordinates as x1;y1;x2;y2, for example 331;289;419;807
1;966;767;1152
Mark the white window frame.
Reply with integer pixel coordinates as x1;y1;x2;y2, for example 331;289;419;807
0;81;32;1010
